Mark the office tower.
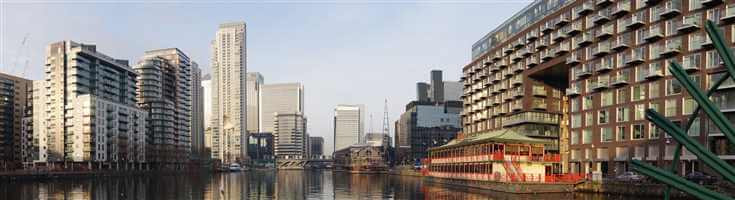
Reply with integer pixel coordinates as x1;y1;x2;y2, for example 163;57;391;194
416;82;430;102
261;83;304;133
246;72;264;133
333;104;366;152
191;62;205;161
395;101;461;163
274;113;307;168
211;22;248;164
202;75;212;128
135;48;193;168
40;41;146;167
309;136;324;158
0;72;32;168
429;70;444;102
247;132;274;161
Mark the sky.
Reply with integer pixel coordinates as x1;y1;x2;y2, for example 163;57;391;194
1;0;529;155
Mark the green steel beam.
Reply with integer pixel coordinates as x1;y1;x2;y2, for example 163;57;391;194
645;109;735;184
706;20;735;84
663;20;735;200
669;62;735;146
631;160;734;200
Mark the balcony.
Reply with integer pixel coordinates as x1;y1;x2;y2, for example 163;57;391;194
576;33;593;47
566;56;581;65
722;5;735;23
533;87;547;97
566;87;580;96
596;26;614;39
502;111;560;127
611;76;629;86
567;22;583;36
626;16;646;29
541;23;555;34
536;39;548;50
592;44;611;57
520;48;532;57
701;0;722;7
577;2;594;15
683;64;700;72
552;31;567;42
492;52;502;61
527;57;538;68
626;54;645;65
596;63;613;72
644;28;664;42
612;2;631;17
575;68;593;78
592;14;611;25
513;88;524;98
513;64;524;73
678;17;701;32
514;39;525;49
661;44;682;57
702;35;714;48
644;0;660;5
659;3;681;19
556;44;570;56
526;31;539;42
591;81;609;91
541;50;554;61
503;46;514;54
597;0;613;6
645;69;664;79
556;15;571;27
511;102;522;111
613;39;631;51
511;76;522;86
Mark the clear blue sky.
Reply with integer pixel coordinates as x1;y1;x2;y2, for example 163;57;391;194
1;0;529;154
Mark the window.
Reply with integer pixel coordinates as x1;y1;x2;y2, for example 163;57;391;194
571;130;579;145
583;95;593;110
617;126;627;141
617;107;630;122
632;85;646;101
602;127;614;142
683;97;696;115
707;7;722;25
689;118;700;136
706;50;720;69
572;114;582;128
602;91;614;107
635;104;646;120
571;98;580;112
636;65;647;82
633;124;645;139
665;99;677;117
599;110;610;124
667;79;682;95
689;0;702;11
649;81;660;99
583;129;592;144
617;88;628;104
650;123;660;139
585;112;595;127
649;101;661;113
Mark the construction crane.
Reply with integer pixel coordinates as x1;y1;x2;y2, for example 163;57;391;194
8;33;30;76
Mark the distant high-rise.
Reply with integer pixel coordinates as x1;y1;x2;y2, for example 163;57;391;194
261;83;304;133
416;82;430;103
274;112;307;168
333;104;365;152
246;72;264;133
40;41;147;165
202;75;212;128
0;72;32;167
442;81;462;102
211;22;248;164
309;137;324;158
135;48;194;168
191;62;205;161
429;70;444;102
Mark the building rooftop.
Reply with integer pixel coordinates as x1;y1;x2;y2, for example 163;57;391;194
432;129;551;151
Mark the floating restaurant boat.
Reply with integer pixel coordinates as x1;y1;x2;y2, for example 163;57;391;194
424;129;585;193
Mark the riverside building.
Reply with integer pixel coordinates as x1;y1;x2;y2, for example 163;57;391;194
461;0;735;177
39;41;147;169
0;72;32;169
135;48;194;169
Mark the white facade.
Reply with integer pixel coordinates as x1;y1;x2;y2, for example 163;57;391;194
246;72;264;133
333;104;365;152
273;113;307;160
39;41;146;164
261;83;304;133
202;76;211;129
211;22;248;164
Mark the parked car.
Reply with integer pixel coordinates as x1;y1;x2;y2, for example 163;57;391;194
616;171;646;182
685;172;717;185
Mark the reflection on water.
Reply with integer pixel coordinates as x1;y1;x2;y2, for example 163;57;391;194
1;170;651;200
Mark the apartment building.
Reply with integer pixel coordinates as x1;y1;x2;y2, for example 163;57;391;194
462;0;735;176
135;48;194;169
40;41;146;168
0;72;32;169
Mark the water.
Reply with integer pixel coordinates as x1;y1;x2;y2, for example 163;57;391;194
1;170;652;200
